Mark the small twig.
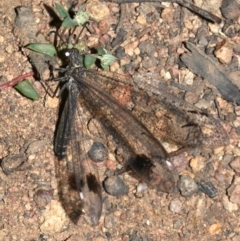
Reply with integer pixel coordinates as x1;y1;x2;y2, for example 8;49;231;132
0;72;34;91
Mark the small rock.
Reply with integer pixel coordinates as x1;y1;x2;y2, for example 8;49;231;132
40;200;69;234
136;15;146;25
221;154;234;168
169;199;183;213
222;196;238;212
26;140;48;155
115;46;126;59
227;176;240;204
178;175;198;197
86;0;110;22
1;154;26;175
136;182;148;193
138;40;156;57
214;40;233;64
221;0;240;20
5;45;14;54
229;157;240;173
124;40;139;56
184;71;194;85
209;223;222;235
198;181;218;198
104;212;118;229
88;142;108;163
228;184;240;204
173;219;183;229
104;176;129;196
34;187;54;208
190;156;206;172
208;23;221;34
195;98;213;109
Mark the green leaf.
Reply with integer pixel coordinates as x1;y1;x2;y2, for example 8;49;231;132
61;16;78;28
14;80;39;100
27;43;57;57
84;54;96;69
97;47;106;56
100;54;117;69
74;10;89;25
55;3;69;19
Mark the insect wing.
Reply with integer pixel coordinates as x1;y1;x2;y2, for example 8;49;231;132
55;80;102;226
71;66;178;192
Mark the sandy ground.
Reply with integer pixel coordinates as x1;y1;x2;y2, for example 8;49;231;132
0;0;240;240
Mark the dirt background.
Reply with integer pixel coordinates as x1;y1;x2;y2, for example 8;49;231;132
0;0;240;240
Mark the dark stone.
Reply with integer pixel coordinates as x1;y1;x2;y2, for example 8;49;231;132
104;176;129;196
88;142;108;163
197;181;218;198
1;154;26;175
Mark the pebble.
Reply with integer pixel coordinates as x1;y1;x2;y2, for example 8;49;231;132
40;200;69;234
221;154;235;168
136;15;146;25
222;196;239;212
195;98;213;109
169;199;183;213
173;219;183;229
190;156;206;172
221;0;240;20
26;140;48;155
229;157;240;173
115;46;126;59
5;45;14;54
227;176;240;204
104;176;129;196
104;212;118;229
208;223;222;235
178;175;198;197
208;23;221;34
86;0;110;22
228;184;240;205
124;40;139;56
1;154;26;175
214;40;233;64
198;181;218;198
136;182;148;193
34;187;54;208
183;71;194;85
138;40;156;57
88;142;108;163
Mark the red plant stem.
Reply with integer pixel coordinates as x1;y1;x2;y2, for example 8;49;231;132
0;71;34;90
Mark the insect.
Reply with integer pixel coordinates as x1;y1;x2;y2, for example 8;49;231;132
54;47;180;225
54;44;229;225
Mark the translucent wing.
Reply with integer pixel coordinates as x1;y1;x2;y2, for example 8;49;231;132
55;80;102;226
